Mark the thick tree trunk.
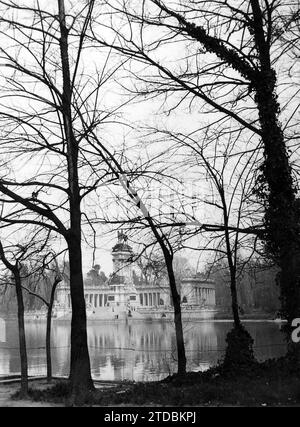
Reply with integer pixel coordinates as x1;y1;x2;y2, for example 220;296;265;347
68;235;94;400
58;0;93;401
165;255;186;375
255;78;300;333
14;270;28;397
250;0;300;349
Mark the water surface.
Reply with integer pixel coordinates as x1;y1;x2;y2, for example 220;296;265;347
0;320;287;381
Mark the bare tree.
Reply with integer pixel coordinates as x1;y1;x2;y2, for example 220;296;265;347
93;151;188;374
0;225;64;386
162;129;262;327
94;0;300;354
20;257;63;383
88;111;269;369
0;242;31;397
153;128;262;365
0;0;124;400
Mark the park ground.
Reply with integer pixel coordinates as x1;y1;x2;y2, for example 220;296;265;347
0;377;120;407
1;359;300;407
0;378;62;407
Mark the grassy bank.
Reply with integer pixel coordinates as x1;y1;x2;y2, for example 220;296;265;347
14;358;300;407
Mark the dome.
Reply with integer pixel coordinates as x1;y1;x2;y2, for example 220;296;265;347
112;231;133;253
112;242;133;253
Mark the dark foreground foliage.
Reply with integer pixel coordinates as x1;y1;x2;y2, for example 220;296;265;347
222;325;256;373
12;357;300;407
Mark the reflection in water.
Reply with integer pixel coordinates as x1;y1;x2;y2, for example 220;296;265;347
0;318;5;343
0;320;287;381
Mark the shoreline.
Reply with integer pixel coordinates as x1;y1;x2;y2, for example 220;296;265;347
1;314;282;323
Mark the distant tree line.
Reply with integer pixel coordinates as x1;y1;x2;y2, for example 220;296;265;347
0;264;55;314
209;260;280;315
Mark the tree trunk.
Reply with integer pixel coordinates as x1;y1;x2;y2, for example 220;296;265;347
255;76;300;337
58;0;93;401
46;304;52;383
165;255;187;375
46;280;60;382
222;200;242;329
250;0;300;348
14;269;28;397
229;271;241;329
68;236;94;401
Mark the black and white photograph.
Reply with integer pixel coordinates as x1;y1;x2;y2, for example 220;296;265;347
0;0;299;412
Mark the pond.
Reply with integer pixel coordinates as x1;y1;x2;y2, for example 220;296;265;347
0;319;287;381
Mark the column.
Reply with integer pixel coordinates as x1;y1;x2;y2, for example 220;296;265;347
212;289;216;306
149;293;153;306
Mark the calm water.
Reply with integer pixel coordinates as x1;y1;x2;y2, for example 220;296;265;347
0;319;287;381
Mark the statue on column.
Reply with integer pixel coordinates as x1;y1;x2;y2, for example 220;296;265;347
118;230;128;243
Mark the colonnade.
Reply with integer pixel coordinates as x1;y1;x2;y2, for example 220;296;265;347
194;287;215;305
65;287;215;308
139;292;161;307
67;293;109;308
